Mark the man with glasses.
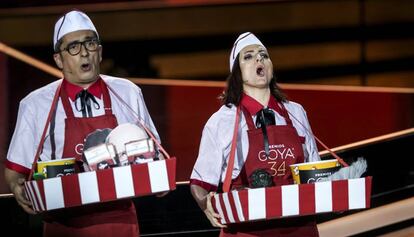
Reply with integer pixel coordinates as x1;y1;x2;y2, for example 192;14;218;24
4;10;160;237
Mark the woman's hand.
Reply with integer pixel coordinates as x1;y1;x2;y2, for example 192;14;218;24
203;192;227;228
190;184;227;228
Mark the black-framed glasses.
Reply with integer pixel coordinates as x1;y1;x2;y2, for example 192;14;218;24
60;38;100;56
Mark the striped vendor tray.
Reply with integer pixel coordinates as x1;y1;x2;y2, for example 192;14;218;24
212;176;372;224
24;158;176;212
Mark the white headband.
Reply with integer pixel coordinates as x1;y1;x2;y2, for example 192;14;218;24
229;32;266;72
53;10;99;50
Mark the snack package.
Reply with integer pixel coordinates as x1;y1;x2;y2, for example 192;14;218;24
83;143;118;171
125;139;156;164
36;158;76;178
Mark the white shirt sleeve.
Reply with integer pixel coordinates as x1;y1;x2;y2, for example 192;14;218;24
6;100;38;170
190;121;225;187
190;105;249;188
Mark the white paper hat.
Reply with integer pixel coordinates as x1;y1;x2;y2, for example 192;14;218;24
106;123;149;155
53;10;99;50
229;32;266;72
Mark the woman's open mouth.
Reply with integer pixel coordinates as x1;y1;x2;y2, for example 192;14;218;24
256;65;265;77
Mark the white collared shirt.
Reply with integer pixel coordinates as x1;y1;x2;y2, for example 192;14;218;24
6;75;160;174
190;101;320;188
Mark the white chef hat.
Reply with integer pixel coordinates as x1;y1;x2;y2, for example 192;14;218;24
229;32;266;72
53;10;99;51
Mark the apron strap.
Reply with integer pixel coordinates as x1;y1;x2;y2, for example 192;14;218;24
29;82;63;180
223;106;241;193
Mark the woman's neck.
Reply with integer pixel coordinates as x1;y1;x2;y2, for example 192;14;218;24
244;87;271;106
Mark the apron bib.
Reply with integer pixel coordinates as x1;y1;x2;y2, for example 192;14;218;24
221;103;318;237
43;80;139;237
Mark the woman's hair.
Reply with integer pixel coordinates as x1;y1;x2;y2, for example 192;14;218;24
219;55;287;107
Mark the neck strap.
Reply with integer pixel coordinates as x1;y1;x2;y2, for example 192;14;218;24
221;103;349;190
106;84;171;159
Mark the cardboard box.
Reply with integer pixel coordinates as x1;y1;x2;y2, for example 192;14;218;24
24;158;176;212
212;176;372;224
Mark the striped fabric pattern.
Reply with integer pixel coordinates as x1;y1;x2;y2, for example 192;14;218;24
24;158;176;212
212;177;372;224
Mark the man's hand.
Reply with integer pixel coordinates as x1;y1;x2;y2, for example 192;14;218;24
203;192;226;228
13;178;36;214
5;169;36;215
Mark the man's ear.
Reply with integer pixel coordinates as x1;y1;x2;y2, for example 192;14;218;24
53;53;63;69
98;45;103;63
